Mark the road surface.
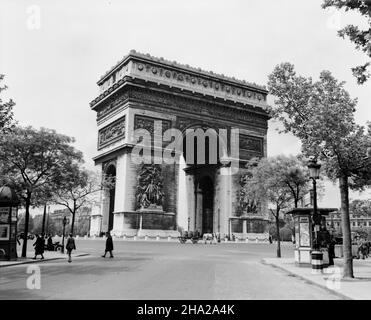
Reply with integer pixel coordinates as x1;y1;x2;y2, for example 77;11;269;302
0;240;342;299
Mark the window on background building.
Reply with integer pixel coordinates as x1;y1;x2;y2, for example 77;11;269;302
369;221;371;227
352;222;356;227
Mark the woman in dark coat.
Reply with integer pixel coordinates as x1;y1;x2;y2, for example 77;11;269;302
33;234;45;260
102;232;114;258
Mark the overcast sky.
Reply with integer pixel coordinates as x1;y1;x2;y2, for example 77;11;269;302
1;0;371;212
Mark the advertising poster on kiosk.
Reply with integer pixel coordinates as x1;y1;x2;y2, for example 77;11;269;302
299;217;310;247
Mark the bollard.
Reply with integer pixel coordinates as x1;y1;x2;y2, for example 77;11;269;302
255;238;258;243
167;236;171;241
311;251;323;274
133;236;137;241
245;238;249;243
145;235;148;241
156;236;160;241
123;235;126;240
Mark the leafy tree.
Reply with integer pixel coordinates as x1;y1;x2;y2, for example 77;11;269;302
322;0;371;84
277;155;312;208
0;126;84;257
268;63;371;278
33;186;55;235
52;167;114;235
0;74;15;133
17;213;34;235
237;176;259;215
349;199;371;216
241;156;304;257
31;214;44;235
44;217;59;236
74;215;91;236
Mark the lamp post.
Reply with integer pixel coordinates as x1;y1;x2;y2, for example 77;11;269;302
308;158;321;249
61;216;67;254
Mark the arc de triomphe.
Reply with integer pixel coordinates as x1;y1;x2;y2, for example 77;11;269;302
89;50;270;240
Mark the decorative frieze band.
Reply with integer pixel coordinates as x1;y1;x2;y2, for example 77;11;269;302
98;116;126;149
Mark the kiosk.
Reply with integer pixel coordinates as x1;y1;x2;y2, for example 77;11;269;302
0;185;20;261
287;207;337;266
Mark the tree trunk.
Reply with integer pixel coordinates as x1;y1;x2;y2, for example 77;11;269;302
275;214;281;258
339;175;354;278
41;203;47;235
21;193;31;258
70;209;76;236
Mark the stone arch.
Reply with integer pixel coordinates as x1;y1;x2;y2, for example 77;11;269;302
103;163;116;233
197;175;214;235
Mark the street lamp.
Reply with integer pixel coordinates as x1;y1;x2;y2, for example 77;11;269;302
308;157;321;249
61;216;67;254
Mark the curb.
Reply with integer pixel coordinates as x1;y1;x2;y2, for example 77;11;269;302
0;257;64;268
83;238;294;245
0;253;90;268
261;259;353;300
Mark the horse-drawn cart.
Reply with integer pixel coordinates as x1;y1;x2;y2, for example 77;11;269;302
178;231;202;244
178;231;219;244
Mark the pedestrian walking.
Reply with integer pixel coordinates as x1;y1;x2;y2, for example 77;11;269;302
102;231;114;258
269;235;273;244
66;233;76;263
47;234;54;251
328;236;336;266
33;234;45;260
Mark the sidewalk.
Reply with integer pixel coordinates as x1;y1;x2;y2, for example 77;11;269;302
262;257;371;300
0;250;90;268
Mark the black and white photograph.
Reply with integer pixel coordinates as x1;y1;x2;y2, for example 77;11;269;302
1;0;371;307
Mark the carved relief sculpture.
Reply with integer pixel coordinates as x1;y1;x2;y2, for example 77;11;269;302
98;116;126;148
239;134;263;154
134;115;171;135
136;164;164;210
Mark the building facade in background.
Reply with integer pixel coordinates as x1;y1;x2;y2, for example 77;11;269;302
327;211;371;234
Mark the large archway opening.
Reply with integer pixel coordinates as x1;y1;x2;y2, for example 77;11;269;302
177;126;226;235
199;176;214;234
105;164;116;232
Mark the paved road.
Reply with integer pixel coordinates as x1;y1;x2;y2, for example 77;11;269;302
0;240;342;299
